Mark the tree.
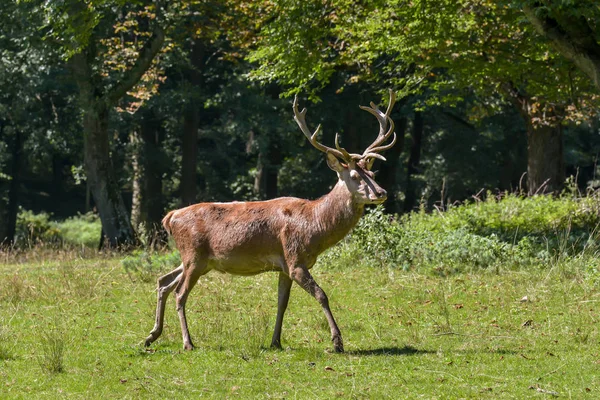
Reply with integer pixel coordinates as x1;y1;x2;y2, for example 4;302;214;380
0;1;67;244
37;1;167;246
129;107;167;246
246;0;599;194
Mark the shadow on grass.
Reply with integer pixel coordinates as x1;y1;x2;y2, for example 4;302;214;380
348;345;433;356
125;344;182;358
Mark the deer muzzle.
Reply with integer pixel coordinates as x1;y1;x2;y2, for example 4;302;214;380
369;187;387;203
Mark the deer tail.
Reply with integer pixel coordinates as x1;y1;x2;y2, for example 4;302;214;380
161;210;176;236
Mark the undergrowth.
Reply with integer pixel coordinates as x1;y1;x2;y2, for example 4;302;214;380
15;209;101;248
121;250;180;283
9;191;600;284
322;191;600;276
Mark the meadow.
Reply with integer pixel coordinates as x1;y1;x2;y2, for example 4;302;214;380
1;192;599;399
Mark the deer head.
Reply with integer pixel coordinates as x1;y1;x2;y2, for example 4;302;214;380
293;90;397;205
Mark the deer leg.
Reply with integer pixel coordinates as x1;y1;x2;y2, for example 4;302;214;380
271;272;293;349
175;257;208;351
145;264;184;347
289;266;344;353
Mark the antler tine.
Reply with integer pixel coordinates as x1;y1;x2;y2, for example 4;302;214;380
359;89;397;159
362;119;397;161
335;133;362;160
293;95;352;162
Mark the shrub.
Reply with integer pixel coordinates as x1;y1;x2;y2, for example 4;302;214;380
15;209;61;245
55;213;102;248
15;209;101;248
322;192;600;275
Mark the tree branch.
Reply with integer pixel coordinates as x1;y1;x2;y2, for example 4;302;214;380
441;111;477;132
523;5;600;91
104;25;165;107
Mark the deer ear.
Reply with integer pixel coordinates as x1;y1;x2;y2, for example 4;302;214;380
326;151;345;172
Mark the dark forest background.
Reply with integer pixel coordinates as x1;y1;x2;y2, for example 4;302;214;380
1;0;600;248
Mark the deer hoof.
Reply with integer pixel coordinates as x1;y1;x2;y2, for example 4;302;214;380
333;337;344;353
270;341;283;350
183;343;195;351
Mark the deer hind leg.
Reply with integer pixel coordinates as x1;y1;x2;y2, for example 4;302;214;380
271;272;293;349
175;255;208;351
145;264;184;347
289;265;344;353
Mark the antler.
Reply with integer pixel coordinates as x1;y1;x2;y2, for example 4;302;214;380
293;90;397;165
358;89;397;162
293;95;358;163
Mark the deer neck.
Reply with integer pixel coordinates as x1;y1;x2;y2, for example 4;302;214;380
312;180;365;250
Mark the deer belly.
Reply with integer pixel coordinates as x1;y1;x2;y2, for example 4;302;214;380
208;254;285;276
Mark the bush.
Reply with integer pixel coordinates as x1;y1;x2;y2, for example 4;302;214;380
322;192;600;275
55;213;102;248
15;209;61;244
15;209;101;248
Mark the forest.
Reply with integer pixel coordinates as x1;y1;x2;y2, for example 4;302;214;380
1;0;598;248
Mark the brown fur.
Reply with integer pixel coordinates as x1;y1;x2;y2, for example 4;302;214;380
166;183;363;276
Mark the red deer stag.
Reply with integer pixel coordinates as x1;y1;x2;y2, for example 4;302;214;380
144;90;397;353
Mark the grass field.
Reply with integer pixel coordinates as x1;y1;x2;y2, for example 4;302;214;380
1;249;599;399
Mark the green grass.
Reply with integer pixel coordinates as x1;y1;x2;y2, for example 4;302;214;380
1;250;599;399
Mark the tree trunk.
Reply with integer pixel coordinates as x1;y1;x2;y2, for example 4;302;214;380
140;112;167;246
131;116;167;247
500;83;565;194
377;117;406;214
181;105;199;206
525;119;564;195
130;130;142;229
265;141;281;199
83;103;137;247
253;135;281;200
1;127;21;245
404;111;424;212
254;153;265;199
180;39;206;206
65;16;163;248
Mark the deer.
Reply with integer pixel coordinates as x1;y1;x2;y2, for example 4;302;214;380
144;90;397;353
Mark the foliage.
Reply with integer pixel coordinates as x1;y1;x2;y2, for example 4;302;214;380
324;191;600;275
15;210;101;248
247;0;598;115
56;213;103;248
15;210;61;245
2;0;600;249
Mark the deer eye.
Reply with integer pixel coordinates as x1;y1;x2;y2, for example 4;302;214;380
350;170;360;181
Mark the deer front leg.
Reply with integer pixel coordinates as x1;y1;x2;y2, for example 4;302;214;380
289;265;344;353
271;272;293;349
145;264;184;347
